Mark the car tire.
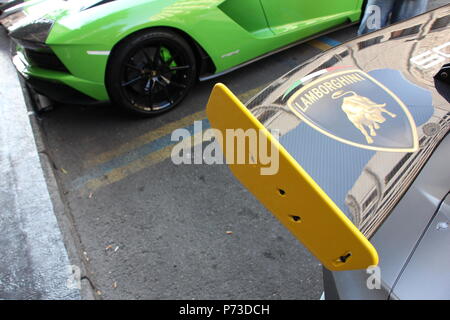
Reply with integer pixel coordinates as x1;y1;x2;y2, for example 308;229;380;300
106;29;197;116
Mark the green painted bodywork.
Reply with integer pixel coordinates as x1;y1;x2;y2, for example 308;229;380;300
15;0;363;101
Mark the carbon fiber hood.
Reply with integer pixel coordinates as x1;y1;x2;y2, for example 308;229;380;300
244;5;449;298
247;5;450;239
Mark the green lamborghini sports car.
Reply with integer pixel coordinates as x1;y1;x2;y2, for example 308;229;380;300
7;0;365;115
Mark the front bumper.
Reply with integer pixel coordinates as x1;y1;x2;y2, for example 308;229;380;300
10;30;111;102
13;50;103;104
24;74;99;105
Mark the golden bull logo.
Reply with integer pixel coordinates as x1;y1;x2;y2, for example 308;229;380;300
332;91;397;144
287;69;419;152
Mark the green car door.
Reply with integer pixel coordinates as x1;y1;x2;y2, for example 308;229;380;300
260;0;363;34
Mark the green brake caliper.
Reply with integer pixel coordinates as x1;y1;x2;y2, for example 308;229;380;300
160;47;177;72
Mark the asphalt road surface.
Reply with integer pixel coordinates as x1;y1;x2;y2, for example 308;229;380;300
33;1;448;300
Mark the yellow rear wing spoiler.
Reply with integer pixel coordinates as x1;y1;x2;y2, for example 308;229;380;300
206;83;378;271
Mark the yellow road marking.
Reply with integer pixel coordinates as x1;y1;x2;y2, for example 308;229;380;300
81;86;267;192
86;144;173;191
86;110;206;168
85;86;267;169
85;131;204;192
308;39;333;51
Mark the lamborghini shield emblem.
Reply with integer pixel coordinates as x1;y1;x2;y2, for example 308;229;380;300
287;69;419;152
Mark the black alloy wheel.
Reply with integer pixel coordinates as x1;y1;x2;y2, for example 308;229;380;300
107;29;197;116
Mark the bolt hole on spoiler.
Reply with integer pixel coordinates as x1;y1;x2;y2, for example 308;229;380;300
206;83;378;271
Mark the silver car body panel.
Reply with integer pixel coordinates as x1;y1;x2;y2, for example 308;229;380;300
392;193;450;299
324;134;450;300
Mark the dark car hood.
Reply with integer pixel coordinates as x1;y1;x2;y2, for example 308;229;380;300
246;5;449;298
247;5;449;238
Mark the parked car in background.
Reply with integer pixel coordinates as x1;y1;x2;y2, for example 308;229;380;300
5;0;365;115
